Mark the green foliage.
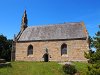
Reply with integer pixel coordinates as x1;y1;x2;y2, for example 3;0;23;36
85;25;100;75
84;36;96;63
0;34;12;61
84;50;95;63
93;26;100;63
73;62;88;75
88;36;94;48
93;31;100;50
87;63;100;75
63;64;77;75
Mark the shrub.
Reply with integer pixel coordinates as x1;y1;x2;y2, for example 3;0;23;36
63;64;77;75
87;64;100;75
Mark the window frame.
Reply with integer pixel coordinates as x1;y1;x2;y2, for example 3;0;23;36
61;43;67;55
27;44;33;56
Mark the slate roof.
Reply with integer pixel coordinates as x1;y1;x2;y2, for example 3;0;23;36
17;22;88;41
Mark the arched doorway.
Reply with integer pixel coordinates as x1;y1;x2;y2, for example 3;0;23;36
43;53;49;62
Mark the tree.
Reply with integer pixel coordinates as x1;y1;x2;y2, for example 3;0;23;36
0;34;12;61
84;36;95;63
93;26;100;62
85;25;100;75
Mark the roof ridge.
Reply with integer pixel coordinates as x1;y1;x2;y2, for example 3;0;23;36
28;22;81;28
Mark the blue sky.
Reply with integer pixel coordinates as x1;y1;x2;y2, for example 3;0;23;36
0;0;100;39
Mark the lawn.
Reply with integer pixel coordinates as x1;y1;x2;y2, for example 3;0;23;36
73;62;88;75
0;61;89;75
0;61;64;75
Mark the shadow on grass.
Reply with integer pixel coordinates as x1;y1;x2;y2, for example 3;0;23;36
0;62;12;68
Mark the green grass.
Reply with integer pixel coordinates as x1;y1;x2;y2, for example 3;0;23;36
0;61;64;75
73;62;89;75
0;61;89;75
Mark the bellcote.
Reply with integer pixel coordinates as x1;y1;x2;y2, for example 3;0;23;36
21;10;28;32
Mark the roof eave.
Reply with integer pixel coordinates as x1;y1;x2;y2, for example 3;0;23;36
17;37;87;42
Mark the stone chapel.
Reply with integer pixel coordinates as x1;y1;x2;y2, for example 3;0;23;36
12;10;89;62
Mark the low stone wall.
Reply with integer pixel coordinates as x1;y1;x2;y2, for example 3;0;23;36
0;59;6;63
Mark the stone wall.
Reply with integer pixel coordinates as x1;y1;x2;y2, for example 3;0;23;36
15;39;89;61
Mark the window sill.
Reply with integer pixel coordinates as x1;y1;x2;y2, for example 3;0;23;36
27;55;34;57
61;54;68;57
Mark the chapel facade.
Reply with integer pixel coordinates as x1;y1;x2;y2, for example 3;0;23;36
12;10;89;62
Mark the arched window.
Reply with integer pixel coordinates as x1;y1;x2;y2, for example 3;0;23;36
61;43;67;55
27;45;33;55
